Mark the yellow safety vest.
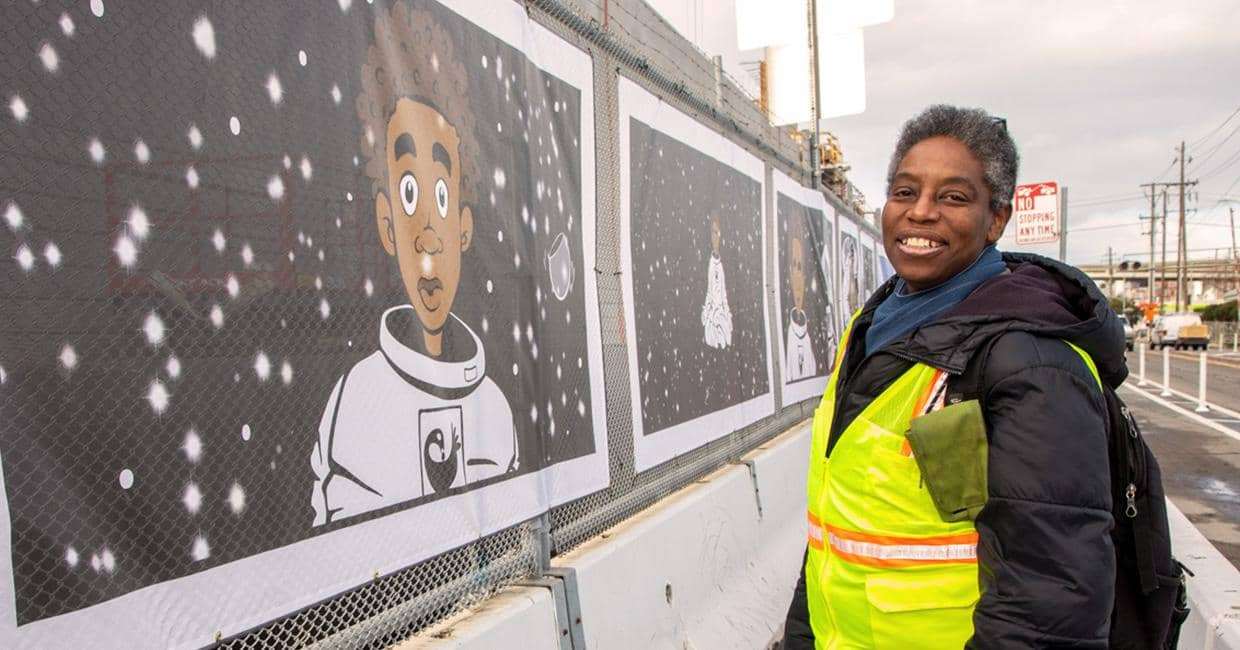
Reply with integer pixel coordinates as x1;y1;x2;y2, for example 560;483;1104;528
804;315;1101;649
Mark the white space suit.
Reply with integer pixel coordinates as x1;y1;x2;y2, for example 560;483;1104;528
310;305;518;526
701;253;733;349
784;309;817;381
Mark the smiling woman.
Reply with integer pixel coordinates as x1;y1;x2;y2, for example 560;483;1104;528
784;105;1145;648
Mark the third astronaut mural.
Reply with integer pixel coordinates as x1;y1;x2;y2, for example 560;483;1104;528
619;78;774;472
0;0;605;645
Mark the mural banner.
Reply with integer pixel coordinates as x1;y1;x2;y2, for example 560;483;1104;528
0;1;604;646
860;230;878;299
618;78;774;473
771;171;838;405
836;217;862;333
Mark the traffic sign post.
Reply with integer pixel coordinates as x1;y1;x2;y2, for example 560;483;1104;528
1013;181;1062;249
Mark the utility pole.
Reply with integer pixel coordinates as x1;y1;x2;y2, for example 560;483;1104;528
1144;145;1196;312
807;0;822;189
1161;189;1168;311
1107;246;1114;299
1231;206;1239;299
1178;141;1187;312
1140;182;1162;309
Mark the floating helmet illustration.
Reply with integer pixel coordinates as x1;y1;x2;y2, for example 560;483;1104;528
545;232;574;301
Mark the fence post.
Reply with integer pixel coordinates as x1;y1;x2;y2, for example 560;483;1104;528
1161;346;1173;397
1138;344;1147;386
1196;351;1210;413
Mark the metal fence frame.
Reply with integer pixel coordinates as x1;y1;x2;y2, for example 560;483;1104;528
220;1;874;647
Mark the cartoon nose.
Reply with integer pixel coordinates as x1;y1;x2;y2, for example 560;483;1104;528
415;227;442;255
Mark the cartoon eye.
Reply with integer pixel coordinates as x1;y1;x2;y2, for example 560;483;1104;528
434;178;449;219
399;173;418;216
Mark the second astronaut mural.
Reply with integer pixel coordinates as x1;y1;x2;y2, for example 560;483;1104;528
619;78;773;472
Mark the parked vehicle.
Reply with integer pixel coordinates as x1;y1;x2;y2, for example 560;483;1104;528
1149;313;1210;350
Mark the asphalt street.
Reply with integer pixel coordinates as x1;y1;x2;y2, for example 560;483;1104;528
1122;349;1240;566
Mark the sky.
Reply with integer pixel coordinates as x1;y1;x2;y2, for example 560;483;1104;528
821;0;1240;266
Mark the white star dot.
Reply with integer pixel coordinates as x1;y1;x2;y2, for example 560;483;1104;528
191;535;210;562
513;363;519;376
267;175;284;200
486;280;493;293
127;205;150;240
90;553;101;572
146;379;170;414
113;235;137;268
493;168;506;189
364;277;374;297
59;12;76;37
299;156;312;181
100;548;115;573
226;274;240;298
143;311;166;347
118;469;134;489
227;483;246;514
229;116;241;135
91;0;105;18
66;547;79;568
43;242;62;269
8;95;28;123
265;72;283;105
38;43;59;73
166;355;181;379
280;360;293;385
182;429;202;463
187;124;203;150
182;483;202;513
241;423;252;441
319;298;331;320
330;84;342;105
88;137;106;164
211;228;226;253
59;344;78;370
15;245;34;272
4;202;23;230
186;166;199;189
192;16;216;59
254;351;271;381
133;139;150;164
298;50;307;66
241;243;254;267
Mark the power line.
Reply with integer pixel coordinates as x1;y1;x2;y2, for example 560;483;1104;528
1190;104;1240;148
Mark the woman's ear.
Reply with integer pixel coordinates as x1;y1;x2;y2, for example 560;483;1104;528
987;203;1012;244
460;205;474;252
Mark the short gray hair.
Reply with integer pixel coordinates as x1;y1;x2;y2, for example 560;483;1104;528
885;105;1019;212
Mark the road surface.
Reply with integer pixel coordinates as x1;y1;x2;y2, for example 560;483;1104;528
1122;349;1240;566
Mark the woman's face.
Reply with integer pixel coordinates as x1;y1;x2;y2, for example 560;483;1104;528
881;136;1011;292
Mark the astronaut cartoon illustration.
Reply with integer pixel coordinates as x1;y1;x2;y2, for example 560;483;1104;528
784;220;816;381
701;214;734;349
310;4;518;526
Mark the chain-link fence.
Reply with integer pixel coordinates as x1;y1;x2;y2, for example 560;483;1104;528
0;1;873;647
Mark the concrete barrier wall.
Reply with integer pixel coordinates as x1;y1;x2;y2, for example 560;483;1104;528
400;422;1240;649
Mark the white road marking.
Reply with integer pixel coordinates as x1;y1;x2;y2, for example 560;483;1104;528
1121;382;1240;444
1136;380;1240;421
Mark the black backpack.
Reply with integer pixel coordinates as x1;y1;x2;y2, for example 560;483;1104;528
951;338;1190;649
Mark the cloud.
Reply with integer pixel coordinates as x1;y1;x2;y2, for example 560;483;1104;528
823;0;1240;265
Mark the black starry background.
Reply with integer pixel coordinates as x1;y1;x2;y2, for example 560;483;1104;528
629;118;769;437
0;0;595;623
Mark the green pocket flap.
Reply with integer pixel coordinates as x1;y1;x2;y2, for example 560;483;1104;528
906;399;988;523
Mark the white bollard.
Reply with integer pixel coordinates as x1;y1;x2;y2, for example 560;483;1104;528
1161;347;1173;397
1196;351;1210;413
1138;345;1147;386
1233;330;1238;352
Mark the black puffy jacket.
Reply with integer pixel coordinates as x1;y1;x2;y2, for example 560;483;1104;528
784;253;1126;649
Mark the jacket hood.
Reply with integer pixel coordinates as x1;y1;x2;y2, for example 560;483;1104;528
869;252;1128;387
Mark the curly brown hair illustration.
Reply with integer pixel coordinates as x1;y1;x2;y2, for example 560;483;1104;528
356;3;482;356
